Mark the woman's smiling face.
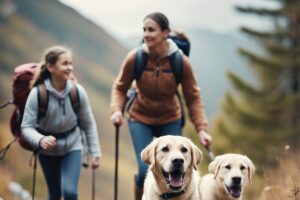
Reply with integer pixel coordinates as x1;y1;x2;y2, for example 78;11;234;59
143;17;168;48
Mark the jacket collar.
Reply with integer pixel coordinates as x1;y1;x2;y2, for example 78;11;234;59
142;38;181;58
44;78;73;99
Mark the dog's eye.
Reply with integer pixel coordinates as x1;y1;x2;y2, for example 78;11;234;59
162;146;169;152
225;165;231;170
240;166;246;170
181;147;188;153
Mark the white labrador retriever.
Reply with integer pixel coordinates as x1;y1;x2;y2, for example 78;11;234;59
141;135;203;200
200;154;255;200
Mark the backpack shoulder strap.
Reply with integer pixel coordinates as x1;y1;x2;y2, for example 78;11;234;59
169;51;185;127
37;83;49;121
169;50;183;84
69;84;80;126
134;46;148;81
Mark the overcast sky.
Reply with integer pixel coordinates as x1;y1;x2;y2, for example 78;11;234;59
60;0;279;39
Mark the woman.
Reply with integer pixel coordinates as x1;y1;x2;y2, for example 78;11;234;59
21;45;101;200
110;12;211;200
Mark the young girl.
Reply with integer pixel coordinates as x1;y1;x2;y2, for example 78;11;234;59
110;12;212;200
21;45;101;200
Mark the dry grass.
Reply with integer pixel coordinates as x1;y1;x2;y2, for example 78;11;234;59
0;119;12;199
0;159;14;200
0;120;14;199
259;147;300;200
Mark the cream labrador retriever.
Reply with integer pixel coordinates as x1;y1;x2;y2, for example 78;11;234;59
200;154;255;200
141;135;203;200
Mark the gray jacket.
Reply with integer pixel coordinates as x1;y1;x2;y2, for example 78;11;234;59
21;79;101;157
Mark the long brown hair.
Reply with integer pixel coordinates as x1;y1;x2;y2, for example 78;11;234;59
144;12;170;31
143;13;189;40
31;45;72;87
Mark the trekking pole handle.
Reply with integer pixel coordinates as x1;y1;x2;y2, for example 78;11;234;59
82;159;89;168
204;145;215;161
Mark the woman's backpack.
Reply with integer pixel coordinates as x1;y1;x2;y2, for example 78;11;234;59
134;32;190;82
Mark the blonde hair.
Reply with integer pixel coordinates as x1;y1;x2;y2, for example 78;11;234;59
31;45;72;87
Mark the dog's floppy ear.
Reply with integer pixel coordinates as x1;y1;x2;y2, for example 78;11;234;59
243;155;256;184
189;140;202;170
208;155;222;179
141;138;158;171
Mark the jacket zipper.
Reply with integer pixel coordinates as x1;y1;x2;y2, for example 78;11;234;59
59;99;66;115
154;60;160;123
155;63;160;77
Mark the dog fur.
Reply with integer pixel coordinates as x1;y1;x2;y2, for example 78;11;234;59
141;135;203;200
200;154;255;200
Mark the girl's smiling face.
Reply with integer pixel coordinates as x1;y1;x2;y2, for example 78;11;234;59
48;52;73;81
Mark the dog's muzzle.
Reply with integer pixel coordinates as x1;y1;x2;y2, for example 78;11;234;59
162;158;185;191
226;177;242;198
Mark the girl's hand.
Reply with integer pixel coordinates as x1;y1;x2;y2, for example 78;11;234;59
39;136;56;150
198;130;212;147
91;157;100;169
110;111;123;126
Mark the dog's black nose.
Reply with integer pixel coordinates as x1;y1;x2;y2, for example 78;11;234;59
172;158;184;167
232;177;241;184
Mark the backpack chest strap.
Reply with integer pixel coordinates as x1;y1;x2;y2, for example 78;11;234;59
36;125;77;139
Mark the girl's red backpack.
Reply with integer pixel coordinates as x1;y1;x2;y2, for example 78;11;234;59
1;63;79;151
10;63;39;151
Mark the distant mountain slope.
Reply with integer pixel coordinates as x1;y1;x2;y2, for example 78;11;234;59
14;0;127;73
0;0;128;97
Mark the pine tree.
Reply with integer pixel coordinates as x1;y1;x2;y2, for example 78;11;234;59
213;0;300;167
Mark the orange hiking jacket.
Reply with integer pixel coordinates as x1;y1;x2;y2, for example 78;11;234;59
111;40;208;133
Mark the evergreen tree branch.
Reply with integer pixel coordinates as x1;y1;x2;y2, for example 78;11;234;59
222;92;284;130
238;47;285;69
235;6;283;17
227;71;262;96
240;26;287;40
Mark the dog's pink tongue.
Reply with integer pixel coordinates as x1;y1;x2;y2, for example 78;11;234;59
169;174;182;187
230;188;241;198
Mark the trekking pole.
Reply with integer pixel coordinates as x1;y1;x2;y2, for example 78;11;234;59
0;138;18;160
114;125;120;200
92;168;96;200
0;99;13;109
205;145;215;161
31;150;38;200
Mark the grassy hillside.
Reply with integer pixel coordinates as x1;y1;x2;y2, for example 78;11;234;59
0;0;137;199
14;0;126;73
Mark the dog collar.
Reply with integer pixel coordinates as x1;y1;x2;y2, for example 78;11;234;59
159;190;185;199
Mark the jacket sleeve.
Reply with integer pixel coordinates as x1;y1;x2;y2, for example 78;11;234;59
77;84;102;157
110;49;136;114
21;87;45;148
181;56;208;132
